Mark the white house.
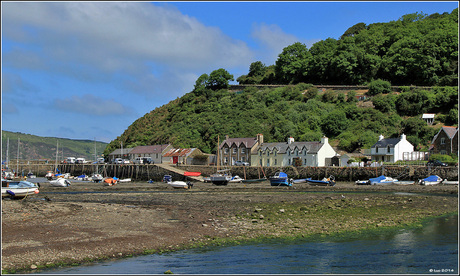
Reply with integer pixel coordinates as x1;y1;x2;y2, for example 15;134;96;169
252;136;337;167
370;134;414;163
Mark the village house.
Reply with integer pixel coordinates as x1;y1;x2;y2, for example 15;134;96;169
107;148;134;161
219;134;264;166
128;144;173;164
163;148;205;165
429;126;458;156
252;136;337;167
369;134;414;163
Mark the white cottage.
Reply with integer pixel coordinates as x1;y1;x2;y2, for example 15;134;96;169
370;134;414;163
252;136;337;167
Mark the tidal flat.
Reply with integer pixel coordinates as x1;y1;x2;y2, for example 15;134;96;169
1;181;458;274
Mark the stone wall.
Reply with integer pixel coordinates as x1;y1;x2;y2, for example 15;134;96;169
11;163;458;182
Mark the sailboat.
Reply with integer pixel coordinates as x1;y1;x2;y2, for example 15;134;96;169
210;135;232;185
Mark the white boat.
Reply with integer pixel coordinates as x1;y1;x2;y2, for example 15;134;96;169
419;175;443;185
27;172;36;178
2;180;40;198
355;180;370;185
75;174;89;181
163;175;188;189
45;171;54;180
369;175;398;185
91;174;103;183
210;170;232;185
393;180;415;185
442;179;459;185
50;178;71;187
118;178;132;183
229;175;244;183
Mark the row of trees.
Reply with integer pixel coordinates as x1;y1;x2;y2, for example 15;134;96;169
237;9;458;86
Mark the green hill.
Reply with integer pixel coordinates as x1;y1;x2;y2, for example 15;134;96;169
1;131;108;162
101;8;458;157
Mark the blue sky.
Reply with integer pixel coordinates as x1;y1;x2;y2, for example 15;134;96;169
2;1;458;143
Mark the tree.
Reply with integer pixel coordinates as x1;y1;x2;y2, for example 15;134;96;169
275;42;311;84
367;79;391;95
206;69;234;90
341;22;367;39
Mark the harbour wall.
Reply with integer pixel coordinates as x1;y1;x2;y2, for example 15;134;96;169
9;163;458;182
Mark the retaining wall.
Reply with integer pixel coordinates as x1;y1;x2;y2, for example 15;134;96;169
10;164;458;182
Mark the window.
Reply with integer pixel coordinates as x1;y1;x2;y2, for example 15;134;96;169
387;146;391;153
224;148;229;154
274;159;277;165
376;147;379;153
241;148;246;154
267;152;270;157
267;159;270;166
232;147;237;154
224;157;228;165
441;138;445;145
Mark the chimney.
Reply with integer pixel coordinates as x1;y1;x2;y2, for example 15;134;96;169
321;136;328;144
287;137;294;144
400;133;406;140
379;134;384;141
225;135;229;141
257;133;264;145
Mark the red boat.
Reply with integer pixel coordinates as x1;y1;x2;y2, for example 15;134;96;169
184;171;201;177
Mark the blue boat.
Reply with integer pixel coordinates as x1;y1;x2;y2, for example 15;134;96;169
368;175;398;185
269;172;292;186
419;175;443;185
306;175;336;186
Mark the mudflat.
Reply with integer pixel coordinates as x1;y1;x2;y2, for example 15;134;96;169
1;180;458;273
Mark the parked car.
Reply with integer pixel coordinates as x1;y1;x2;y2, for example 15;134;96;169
75;158;86;164
142;157;154;164
235;160;250;166
96;158;105;164
133;157;144;164
114;158;123;164
426;160;448;167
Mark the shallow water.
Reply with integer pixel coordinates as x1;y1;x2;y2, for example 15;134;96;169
38;215;458;274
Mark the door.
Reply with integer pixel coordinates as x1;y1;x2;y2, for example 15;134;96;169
173;156;178;164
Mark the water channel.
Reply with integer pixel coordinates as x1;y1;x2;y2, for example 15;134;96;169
38;214;458;274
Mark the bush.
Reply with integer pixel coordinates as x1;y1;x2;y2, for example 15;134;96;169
367;79;391;96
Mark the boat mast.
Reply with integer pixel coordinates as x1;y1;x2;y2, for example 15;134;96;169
216;135;219;171
55;140;59;174
6;137;9;169
16;138;20;175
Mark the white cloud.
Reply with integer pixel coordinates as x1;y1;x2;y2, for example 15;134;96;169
2;2;253;77
54;94;133;116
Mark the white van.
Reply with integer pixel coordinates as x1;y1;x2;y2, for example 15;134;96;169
133;157;144;164
66;157;76;164
75;158;86;164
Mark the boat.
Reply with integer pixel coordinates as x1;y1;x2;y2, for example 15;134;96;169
203;176;211;183
241;178;267;183
2;169;14;180
45;171;54;180
442;179;459;185
368;175;398;185
306;176;336;186
393;180;415;185
292;178;311;184
210;170;232;185
27;172;36;178
355;180;370;185
75;174;89;181
91;174;103;183
419;175;443;185
184;171;201;177
269;172;292;186
2;180;40;198
163;175;189;189
103;177;118;186
229;175;244;183
118;178;132;183
49;178;71;187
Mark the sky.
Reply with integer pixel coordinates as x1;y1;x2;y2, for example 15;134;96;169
2;1;458;143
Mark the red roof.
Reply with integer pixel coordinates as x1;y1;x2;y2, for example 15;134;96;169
163;148;195;157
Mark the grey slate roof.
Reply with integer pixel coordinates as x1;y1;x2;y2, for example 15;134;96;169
220;137;258;149
259;141;324;154
129;144;170;154
372;138;400;148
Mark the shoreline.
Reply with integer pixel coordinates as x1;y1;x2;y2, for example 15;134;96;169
1;181;458;274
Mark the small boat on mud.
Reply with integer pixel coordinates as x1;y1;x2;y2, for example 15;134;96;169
2;180;40;198
306;176;336;186
229;175;244;183
50;178;71;187
393;180;415;185
269;172;292;186
91;174;103;183
442;179;458;185
368;175;398;185
184;171;201;177
163;175;189;189
103;177;118;186
292;178;311;184
210;170;232;185
45;171;54;180
419;175;443;185
355;180;370;185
